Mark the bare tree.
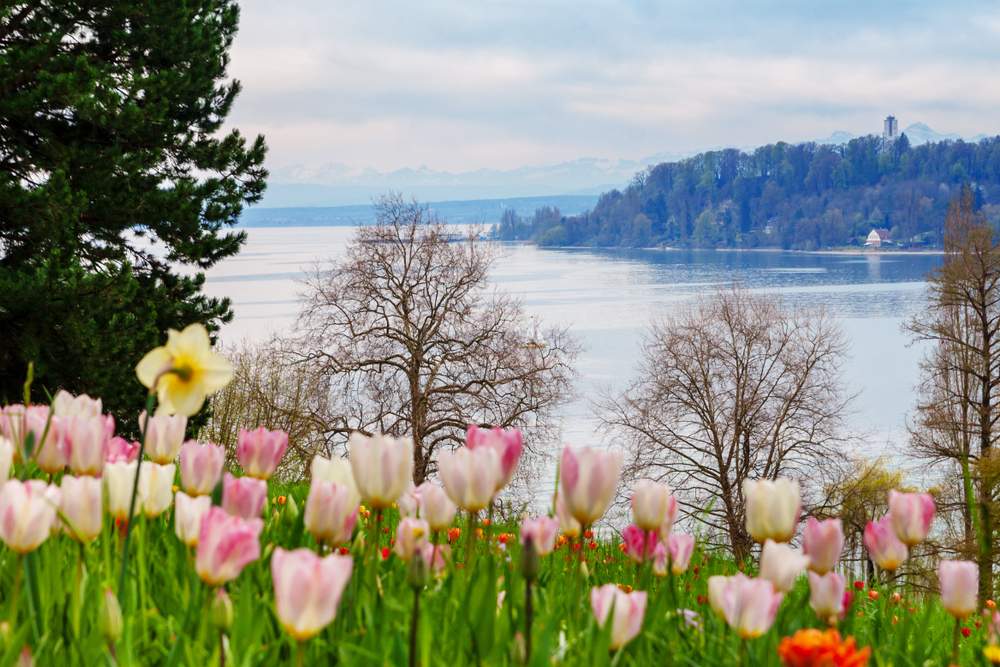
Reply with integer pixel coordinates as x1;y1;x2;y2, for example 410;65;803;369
907;185;1000;602
201;338;332;481
289;193;580;487
600;284;853;561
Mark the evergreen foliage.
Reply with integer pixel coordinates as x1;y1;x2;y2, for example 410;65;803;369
0;0;267;431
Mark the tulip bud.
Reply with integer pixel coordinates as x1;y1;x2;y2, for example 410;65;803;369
520;537;540;582
0;621;10;646
579;560;590;581
282;495;299;524
510;631;527;665
212;588;234;632
407;549;429;590
16;647;32;667
99;589;123;644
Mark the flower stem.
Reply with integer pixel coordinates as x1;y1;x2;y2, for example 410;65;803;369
409;586;421;667
952;616;961;666
9;554;22;627
296;640;304;667
118;392;156;603
466;511;477;568
525;578;533;663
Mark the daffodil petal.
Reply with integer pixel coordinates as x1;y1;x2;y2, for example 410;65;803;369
136;347;173;389
199;353;234;393
167;378;208;417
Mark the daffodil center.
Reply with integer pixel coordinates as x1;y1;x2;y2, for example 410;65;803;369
171;362;194;382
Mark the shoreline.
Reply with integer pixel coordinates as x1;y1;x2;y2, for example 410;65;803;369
525;242;945;255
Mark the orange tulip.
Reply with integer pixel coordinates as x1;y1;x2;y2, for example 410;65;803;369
777;628;871;667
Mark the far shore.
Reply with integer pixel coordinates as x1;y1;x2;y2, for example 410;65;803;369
524;241;946;255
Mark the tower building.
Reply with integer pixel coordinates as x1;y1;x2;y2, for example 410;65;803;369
884;116;898;143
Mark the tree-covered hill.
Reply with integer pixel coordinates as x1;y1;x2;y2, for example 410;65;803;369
494;134;1000;250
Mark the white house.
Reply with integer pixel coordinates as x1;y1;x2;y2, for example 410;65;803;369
864;229;892;247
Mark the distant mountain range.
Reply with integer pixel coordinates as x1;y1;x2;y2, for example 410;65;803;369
259;123;994;208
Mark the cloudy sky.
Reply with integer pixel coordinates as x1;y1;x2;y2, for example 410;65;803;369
225;0;1000;174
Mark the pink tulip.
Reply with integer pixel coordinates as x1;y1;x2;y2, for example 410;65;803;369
398;489;420;518
560;446;622;526
59;475;103;542
417;482;456;532
743;478;801;544
0;479;61;553
175;491;212;547
889;490;935;547
667;533;695;575
272;547;353;641
709;573;783;639
51;390;103;419
196;506;264;585
864;515;908;571
801;517;844;575
660;494;679;539
221;473;268;520
66;414;114;476
630;480;672;532
622;525;659;563
808;571;846;623
236;427;288;480
520;516;560;556
759;539;810;593
554;491;582;538
393;517;430;561
0;437;13;483
465;424;523;493
304;480;359;546
421;543;449;573
1;405;68;474
590;583;648;650
106;437;139;464
986;609;1000;644
180;441;225;496
438;446;499;513
349;432;413;509
939;560;978;618
139;411;187;464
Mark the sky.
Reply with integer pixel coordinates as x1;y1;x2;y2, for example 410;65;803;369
225;0;1000;175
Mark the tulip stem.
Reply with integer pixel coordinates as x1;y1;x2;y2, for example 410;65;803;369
296;640;304;667
9;554;21;627
118;392;156;604
466;511;477;568
525;578;533;663
951;616;960;666
409;586;421;667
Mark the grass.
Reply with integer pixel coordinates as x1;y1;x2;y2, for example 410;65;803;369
0;478;989;666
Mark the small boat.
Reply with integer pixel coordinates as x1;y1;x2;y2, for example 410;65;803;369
521;316;547;349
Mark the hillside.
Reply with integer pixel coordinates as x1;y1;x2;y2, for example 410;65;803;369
495;134;1000;250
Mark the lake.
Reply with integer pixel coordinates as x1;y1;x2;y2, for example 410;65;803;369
204;226;941;474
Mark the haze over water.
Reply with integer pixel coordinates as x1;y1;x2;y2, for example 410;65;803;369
205;226;941;472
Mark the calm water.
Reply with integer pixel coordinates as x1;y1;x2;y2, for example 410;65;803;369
204;227;941;474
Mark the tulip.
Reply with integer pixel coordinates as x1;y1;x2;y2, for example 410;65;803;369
0;436;14;482
630;480;672;531
590;583;648;650
555;491;582;538
2;405;68;474
0;479;61;553
140;412;186;464
808;571;846;624
236;427;288;480
138;462;176;519
743;478;801;543
105;460;138;520
667;533;695;575
175;491;212;547
212;588;234;632
304;480;359;546
439;446;499;513
801;517;844;575
135;323;234;417
348;432;413;509
196;506;264;585
939;560;978;618
622;525;658;563
51;390;103;419
465;424;523;493
709;573;783;639
179;441;225;496
311;454;361;507
420;543;449;573
417;482;457;532
271;547;353;641
864;515;908;571
398;490;420;518
393;517;430;561
106;437;139;464
60;475;103;542
888;490;935;547
559;446;622;526
66;414;114;476
99;589;123;644
520;516;560;556
760;539;810;593
221;473;268;520
660;494;679;538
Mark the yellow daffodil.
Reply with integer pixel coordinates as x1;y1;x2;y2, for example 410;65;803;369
136;324;233;417
985;645;1000;665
